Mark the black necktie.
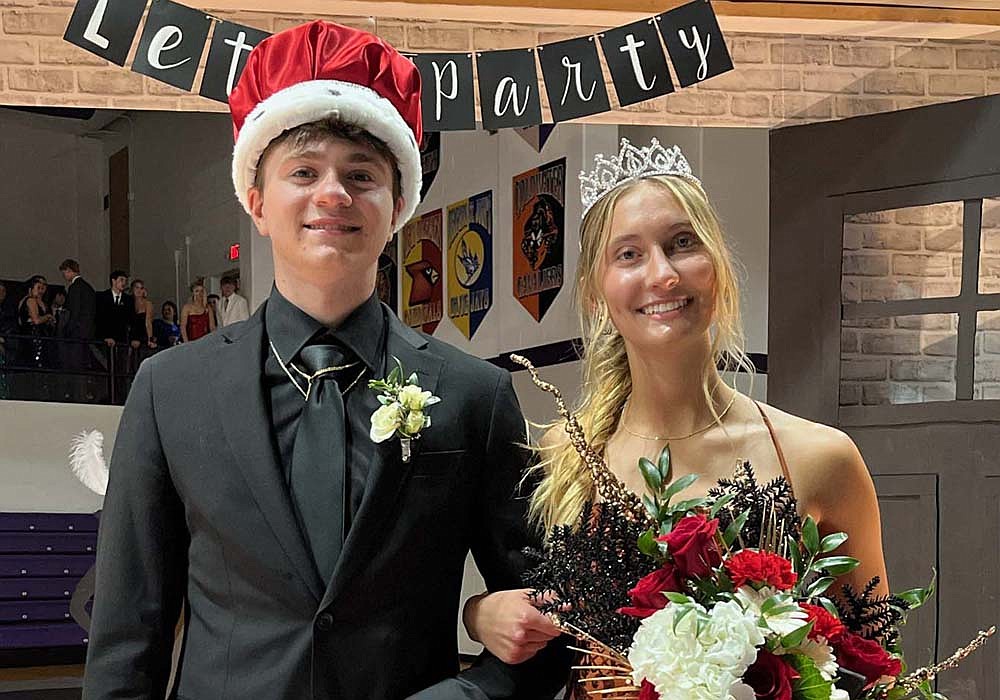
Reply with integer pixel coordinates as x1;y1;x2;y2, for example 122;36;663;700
289;341;354;583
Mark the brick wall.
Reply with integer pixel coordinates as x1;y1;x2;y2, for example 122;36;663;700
4;3;1000;124
839;201;1000;406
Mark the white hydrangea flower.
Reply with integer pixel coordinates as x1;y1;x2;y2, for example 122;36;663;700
735;585;809;638
831;688;850;700
403;409;426;435
628;600;764;700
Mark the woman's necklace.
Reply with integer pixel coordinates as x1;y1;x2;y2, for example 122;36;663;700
620;390;739;442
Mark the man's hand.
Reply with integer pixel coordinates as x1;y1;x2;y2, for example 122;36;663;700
130;340;141;350
104;338;116;347
462;589;562;664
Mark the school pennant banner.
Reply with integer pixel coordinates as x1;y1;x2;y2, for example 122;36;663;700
63;0;733;128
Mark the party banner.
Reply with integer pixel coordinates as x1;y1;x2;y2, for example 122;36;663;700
447;191;493;340
512;158;565;323
376;239;398;314
420;131;441;200
401;209;443;334
63;0;733;125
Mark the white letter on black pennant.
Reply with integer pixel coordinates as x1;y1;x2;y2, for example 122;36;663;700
598;18;673;107
475;48;542;130
131;0;211;91
657;0;733;88
413;53;476;131
538;37;609;122
200;21;270;103
63;0;147;66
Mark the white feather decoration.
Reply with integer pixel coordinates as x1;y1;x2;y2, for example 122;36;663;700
69;429;109;496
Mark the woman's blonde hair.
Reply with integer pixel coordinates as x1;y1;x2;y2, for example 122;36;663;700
528;174;754;533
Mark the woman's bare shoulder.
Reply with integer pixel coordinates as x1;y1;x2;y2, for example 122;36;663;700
755;402;868;496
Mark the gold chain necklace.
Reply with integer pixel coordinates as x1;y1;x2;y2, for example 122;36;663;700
620;391;739;442
268;339;366;401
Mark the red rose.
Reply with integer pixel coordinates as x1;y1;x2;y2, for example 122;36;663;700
724;550;798;591
657;514;722;578
618;565;683;619
833;631;903;688
743;650;799;700
800;603;846;643
638;679;659;700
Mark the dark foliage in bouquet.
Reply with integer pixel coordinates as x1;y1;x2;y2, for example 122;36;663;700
522;500;654;653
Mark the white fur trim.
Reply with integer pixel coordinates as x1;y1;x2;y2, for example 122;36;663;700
232;79;422;230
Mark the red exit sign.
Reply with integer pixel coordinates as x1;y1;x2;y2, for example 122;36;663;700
228;244;240;261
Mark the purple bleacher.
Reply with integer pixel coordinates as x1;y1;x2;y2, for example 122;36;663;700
0;513;98;660
0;532;97;554
0;513;98;533
0;600;72;623
0;554;95;577
0;622;88;648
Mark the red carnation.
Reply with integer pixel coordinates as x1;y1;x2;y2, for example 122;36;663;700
638;679;659;700
657;514;722;578
800;603;846;643
723;550;798;591
619;565;683;619
833;631;903;688
743;650;799;700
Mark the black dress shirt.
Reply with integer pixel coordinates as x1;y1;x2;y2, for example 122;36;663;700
263;287;387;534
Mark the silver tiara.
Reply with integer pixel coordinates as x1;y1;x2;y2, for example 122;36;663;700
579;137;700;217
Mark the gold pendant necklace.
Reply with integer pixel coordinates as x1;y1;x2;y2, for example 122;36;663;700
620;390;739;442
268;339;366;401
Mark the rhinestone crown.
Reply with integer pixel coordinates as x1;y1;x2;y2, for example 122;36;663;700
579;137;700;217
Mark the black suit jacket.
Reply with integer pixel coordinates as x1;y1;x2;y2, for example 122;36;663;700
95;289;131;342
64;276;96;340
83;302;568;700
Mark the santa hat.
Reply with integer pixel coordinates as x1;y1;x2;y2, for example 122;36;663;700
229;20;423;230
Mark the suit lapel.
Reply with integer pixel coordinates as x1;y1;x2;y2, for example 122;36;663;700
320;313;443;608
213;304;324;602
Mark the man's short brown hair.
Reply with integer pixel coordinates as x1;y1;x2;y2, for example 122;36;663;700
253;118;402;201
59;258;80;274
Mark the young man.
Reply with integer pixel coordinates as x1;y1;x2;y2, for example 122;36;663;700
83;20;566;700
216;274;250;327
94;269;130;347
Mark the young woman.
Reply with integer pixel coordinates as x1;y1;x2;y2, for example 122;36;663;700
180;281;215;343
464;141;889;693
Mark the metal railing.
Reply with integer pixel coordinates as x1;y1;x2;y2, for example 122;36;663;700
0;333;158;405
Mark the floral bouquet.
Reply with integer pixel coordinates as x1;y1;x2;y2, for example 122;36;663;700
511;355;994;700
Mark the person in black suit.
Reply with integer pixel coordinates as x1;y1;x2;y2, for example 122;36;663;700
58;259;97;401
83;21;567;700
94;269;131;401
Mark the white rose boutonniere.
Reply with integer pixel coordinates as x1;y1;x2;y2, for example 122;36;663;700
368;358;441;462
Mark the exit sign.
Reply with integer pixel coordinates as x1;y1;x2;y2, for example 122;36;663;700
228;244;240;261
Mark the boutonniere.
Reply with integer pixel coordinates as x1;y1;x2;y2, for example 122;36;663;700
368;359;441;463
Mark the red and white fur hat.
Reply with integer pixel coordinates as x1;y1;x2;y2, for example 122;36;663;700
229;20;423;230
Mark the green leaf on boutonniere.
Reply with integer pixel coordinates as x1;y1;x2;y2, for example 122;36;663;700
407;371;419;385
387;365;402;385
785;653;833;700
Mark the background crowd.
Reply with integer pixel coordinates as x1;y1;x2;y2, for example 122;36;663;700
0;259;249;402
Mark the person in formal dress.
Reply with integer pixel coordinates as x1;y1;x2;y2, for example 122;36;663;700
82;20;568;700
152;301;181;349
16;275;56;399
463;140;890;695
179;281;215;342
216;274;250;327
